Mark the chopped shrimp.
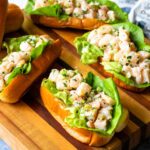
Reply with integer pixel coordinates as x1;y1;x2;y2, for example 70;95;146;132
20;41;33;52
101;5;109;12
76;82;91;97
69;73;83;89
88;35;100;46
84;107;97;121
142;68;150;83
97;25;113;35
138;51;150;60
131;67;142;84
56;79;70;90
107;10;115;21
94;118;107;130
81;1;88;11
0;62;14;75
102;49;113;61
73;7;83;18
119;41;131;52
100;106;113;120
98;34;114;47
64;7;74;15
0;79;5;91
119;27;130;41
49;69;60;82
84;9;97;19
98;9;107;21
122;65;132;78
101;92;115;105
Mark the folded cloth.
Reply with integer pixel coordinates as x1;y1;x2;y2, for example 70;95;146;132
0;140;11;150
129;0;150;39
112;0;150;39
111;0;138;13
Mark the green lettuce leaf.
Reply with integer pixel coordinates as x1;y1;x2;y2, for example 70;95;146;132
74;33;103;64
25;0;68;19
65;72;122;135
55;91;73;106
6;63;32;85
42;78;58;93
25;0;128;22
22;63;32;74
101;62;122;73
42;79;72;106
30;41;49;59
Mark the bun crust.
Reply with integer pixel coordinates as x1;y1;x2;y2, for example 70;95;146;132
40;86;128;146
5;4;24;33
95;62;145;92
0;40;61;103
0;0;8;48
31;15;106;30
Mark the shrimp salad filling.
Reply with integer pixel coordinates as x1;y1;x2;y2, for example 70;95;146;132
25;0;128;23
42;69;122;135
34;0;116;21
0;35;50;92
75;23;150;87
87;25;150;85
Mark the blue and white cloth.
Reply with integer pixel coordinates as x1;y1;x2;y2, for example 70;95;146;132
129;0;150;38
0;140;11;150
112;0;150;38
112;0;138;13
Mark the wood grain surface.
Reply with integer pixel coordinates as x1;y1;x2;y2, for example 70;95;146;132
0;15;149;150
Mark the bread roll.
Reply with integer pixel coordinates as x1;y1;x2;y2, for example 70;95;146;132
0;0;8;48
40;85;129;146
0;39;61;103
31;15;105;30
5;4;24;33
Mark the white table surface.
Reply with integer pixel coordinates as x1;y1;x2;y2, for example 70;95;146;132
8;0;27;8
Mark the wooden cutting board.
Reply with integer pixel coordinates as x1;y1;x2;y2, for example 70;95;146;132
0;15;149;150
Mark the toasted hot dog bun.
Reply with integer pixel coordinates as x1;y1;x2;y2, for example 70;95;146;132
0;0;8;48
31;15;106;30
93;62;145;92
5;4;24;34
40;86;129;146
0;39;61;103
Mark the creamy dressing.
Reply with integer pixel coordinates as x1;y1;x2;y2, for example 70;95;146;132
0;35;48;92
34;0;116;21
87;25;150;84
48;69;115;130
